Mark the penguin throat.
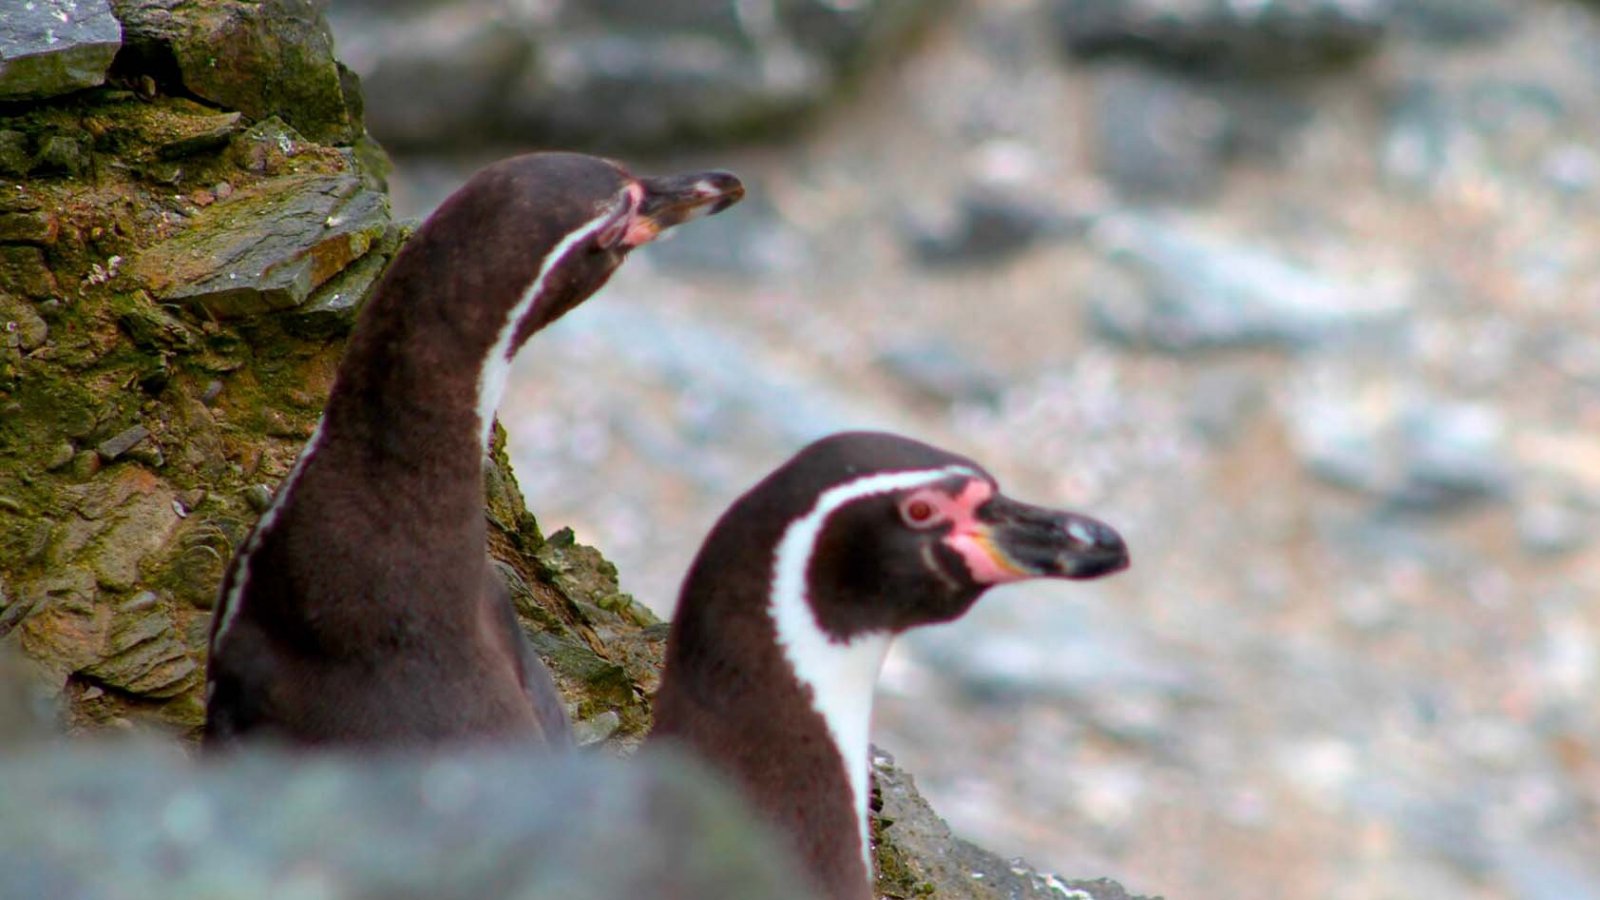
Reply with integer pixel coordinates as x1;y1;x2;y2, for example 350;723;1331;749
767;464;980;882
475;203;621;452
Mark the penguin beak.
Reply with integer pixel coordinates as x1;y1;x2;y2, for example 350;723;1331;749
621;170;746;247
958;495;1130;584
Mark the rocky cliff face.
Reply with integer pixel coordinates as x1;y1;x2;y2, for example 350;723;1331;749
0;2;1153;897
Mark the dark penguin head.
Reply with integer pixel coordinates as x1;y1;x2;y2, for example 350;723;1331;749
332;152;745;452
767;432;1129;641
656;431;1128;899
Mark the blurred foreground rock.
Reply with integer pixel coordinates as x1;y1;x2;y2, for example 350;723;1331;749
0;740;812;900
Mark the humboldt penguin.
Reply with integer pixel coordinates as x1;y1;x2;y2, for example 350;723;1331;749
650;431;1129;899
205;152;744;748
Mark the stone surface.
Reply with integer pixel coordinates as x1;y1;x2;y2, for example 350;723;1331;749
0;0;122;102
328;0;948;151
130;172;392;318
1087;214;1410;352
1390;0;1516;43
875;338;1005;408
0;742;814;900
1090;65;1231;201
111;0;360;145
0;646;58;744
1049;0;1390;73
907;188;1076;267
1288;373;1513;511
873;750;1161;900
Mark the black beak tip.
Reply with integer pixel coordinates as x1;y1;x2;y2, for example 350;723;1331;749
642;169;745;217
1062;519;1130;580
700;171;744;214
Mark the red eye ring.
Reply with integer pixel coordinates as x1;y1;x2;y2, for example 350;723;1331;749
903;498;937;526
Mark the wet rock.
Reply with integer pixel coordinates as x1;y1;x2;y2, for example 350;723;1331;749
0;744;814;900
1049;0;1389;74
907;188;1075;267
130;172;391;318
873;750;1159;900
1288;374;1512;511
111;0;360;145
1087;214;1409;352
330;0;947;151
0;0;122;102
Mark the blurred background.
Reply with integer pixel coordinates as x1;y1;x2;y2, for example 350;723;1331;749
325;1;1600;897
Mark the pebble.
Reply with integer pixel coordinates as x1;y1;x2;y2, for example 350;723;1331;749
96;425;151;462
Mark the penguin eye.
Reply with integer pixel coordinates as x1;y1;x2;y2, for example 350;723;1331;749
899;494;945;529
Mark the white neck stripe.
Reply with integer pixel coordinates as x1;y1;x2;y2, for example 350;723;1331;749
476;201;621;452
209;419;327;656
768;464;979;881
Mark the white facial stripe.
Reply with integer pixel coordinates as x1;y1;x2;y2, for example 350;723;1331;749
209;419;326;656
475;199;624;451
768;463;979;880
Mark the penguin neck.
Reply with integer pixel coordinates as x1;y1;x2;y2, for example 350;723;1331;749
772;605;892;886
655;587;888;900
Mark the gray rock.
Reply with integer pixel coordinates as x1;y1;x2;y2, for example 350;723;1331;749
329;0;948;151
326;6;532;151
907;188;1076;267
0;646;58;745
96;424;151;461
640;192;808;278
872;750;1162;900
130;172;392;319
113;0;359;145
1289;375;1512;511
0;743;814;900
1382;78;1568;193
1087;214;1409;353
1515;489;1595;557
1389;0;1516;44
875;338;1005;408
0;0;122;102
1090;65;1232;202
1049;0;1389;74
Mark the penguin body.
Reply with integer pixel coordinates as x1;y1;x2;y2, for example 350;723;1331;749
205;153;743;748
